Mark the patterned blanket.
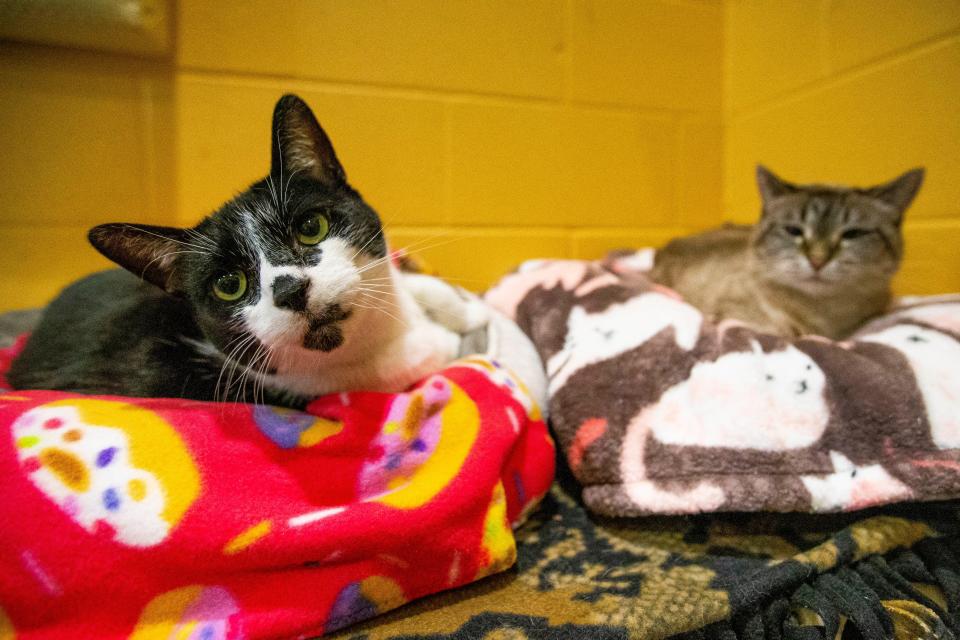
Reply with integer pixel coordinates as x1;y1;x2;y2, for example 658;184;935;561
0;312;554;639
486;255;960;517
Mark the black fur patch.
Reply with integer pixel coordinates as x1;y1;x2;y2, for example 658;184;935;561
303;304;351;351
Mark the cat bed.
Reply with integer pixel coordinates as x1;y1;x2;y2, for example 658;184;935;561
486;253;960;518
0;312;554;639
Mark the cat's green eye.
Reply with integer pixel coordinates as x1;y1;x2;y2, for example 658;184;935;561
783;225;804;238
841;228;871;240
296;212;329;246
213;271;247;301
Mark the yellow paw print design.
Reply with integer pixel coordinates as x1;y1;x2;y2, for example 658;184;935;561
12;399;200;548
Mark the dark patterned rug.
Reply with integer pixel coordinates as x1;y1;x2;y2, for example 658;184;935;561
333;457;960;639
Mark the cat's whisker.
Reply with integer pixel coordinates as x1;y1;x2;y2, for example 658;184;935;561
360;291;461;326
349;299;392;317
355;292;412;330
352;237;451;275
216;342;245;404
356;279;401;289
183;228;220;253
349;227;386;263
355;277;397;285
215;333;258;404
250;348;267;406
275;129;285;213
228;336;262;404
355;253;408;276
353;253;395;274
356;235;466;275
139;250;208;282
354;289;399;300
265;174;280;210
353;289;403;310
238;342;269;405
281;167;304;214
349;294;386;309
365;288;468;324
388;229;462;254
233;340;259;402
257;348;278;406
130;226;193;247
133;227;216;255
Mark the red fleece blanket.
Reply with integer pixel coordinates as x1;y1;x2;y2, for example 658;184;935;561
0;338;554;639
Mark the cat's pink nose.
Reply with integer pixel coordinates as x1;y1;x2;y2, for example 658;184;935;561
806;250;831;271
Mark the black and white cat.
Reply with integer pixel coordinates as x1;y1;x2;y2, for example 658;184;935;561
9;95;487;407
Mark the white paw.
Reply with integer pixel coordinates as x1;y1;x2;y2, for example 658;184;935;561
401;273;489;334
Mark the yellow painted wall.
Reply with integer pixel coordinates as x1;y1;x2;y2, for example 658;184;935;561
0;0;722;311
1;1;957;312
0;42;175;310
723;0;960;295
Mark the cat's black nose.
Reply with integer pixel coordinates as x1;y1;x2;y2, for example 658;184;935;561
272;275;310;311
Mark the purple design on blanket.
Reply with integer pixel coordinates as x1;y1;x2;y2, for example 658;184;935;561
252;406;320;449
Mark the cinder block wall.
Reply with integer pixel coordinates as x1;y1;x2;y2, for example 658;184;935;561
0;1;723;310
724;0;960;294
0;44;175;310
2;0;958;312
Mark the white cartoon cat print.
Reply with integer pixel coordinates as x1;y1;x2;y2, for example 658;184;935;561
547;292;703;393
645;341;830;450
861;325;960;449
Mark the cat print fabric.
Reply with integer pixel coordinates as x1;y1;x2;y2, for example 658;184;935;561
486;252;960;517
547;288;703;393
0;336;554;639
639;342;830;450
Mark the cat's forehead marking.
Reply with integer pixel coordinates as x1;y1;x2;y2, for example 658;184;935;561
242;210;262;254
802;196;843;227
238;200;303;268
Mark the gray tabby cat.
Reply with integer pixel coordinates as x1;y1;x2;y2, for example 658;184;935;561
650;166;924;339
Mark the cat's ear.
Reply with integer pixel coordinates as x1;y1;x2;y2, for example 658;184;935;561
271;94;346;186
88;223;189;294
756;165;798;204
865;168;924;218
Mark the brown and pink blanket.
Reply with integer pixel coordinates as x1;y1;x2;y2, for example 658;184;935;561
486;253;960;518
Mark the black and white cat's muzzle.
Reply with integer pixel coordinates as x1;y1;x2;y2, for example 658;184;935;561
303;303;352;352
271;275;353;351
